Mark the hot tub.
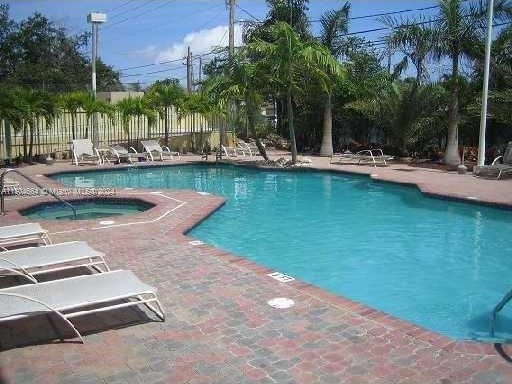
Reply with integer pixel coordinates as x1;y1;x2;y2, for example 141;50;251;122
20;199;154;221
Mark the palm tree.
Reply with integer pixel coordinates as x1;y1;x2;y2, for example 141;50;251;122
248;21;342;163
319;2;350;156
146;82;185;146
116;97;136;145
203;50;269;160
383;16;435;86
81;94;114;140
59;91;86;140
432;0;511;166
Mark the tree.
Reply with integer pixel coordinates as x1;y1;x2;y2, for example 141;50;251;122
146;82;185;146
383;16;435;85
59;92;85;139
432;0;511;166
318;2;350;157
0;9;122;92
249;22;342;163
81;94;115;140
203;50;269;159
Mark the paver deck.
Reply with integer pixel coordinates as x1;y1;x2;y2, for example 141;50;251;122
1;155;512;384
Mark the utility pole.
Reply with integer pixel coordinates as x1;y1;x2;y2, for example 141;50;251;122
478;0;495;167
198;56;203;85
87;12;106;148
228;0;235;59
186;46;192;95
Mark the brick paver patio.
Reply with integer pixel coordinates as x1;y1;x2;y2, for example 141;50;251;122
1;155;512;383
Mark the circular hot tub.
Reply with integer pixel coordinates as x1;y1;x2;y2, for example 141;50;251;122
20;199;154;221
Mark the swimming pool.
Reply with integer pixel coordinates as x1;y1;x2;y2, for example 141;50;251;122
53;164;512;340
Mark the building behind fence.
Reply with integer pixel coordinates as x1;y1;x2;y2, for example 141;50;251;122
0;108;233;162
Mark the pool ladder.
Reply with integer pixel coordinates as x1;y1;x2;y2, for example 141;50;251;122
490;288;512;338
0;168;77;219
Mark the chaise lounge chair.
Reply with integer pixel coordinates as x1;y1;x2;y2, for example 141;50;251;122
0;223;51;250
0;241;109;283
141;140;180;162
71;139;102;166
331;149;393;167
0;270;165;343
105;145;145;164
475;142;512;180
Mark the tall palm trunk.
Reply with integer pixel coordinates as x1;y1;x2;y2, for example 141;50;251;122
320;93;333;157
287;88;298;163
164;107;169;146
71;113;76;140
247;101;269;161
28;120;35;163
22;121;27;162
444;52;461;167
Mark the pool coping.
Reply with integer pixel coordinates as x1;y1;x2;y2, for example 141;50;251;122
8;159;509;355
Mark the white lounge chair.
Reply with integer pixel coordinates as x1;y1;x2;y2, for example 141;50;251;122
237;139;267;158
0;223;51;250
475;142;512;180
141;140;180;162
105;145;144;164
221;143;251;158
331;149;393;167
0;270;165;343
0;241;109;283
71;139;101;166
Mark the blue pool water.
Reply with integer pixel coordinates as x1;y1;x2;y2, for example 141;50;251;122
53;164;512;340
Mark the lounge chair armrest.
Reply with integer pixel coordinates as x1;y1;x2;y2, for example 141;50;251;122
162;146;171;153
129;147;138;154
0;292;59;315
492;156;503;165
0;257;36;283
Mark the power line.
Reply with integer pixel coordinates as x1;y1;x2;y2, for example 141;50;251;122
108;0;154;21
105;0;176;29
120;64;184;78
103;0;137;15
310;4;441;23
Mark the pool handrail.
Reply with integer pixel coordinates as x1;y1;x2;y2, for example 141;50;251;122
490;288;512;337
0;169;77;219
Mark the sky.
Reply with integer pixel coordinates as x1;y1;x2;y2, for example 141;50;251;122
5;0;444;86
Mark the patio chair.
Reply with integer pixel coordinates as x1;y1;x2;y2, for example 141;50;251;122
0;223;51;250
475;142;512;180
0;270;165;343
0;241;109;283
71;139;101;166
105;145;145;164
331;149;393;167
141;140;180;162
237;139;264;158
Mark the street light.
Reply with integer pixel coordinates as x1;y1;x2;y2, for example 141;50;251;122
87;12;107;148
477;0;494;167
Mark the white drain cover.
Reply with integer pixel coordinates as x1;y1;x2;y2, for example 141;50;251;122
99;220;115;225
197;191;210;196
268;298;295;309
189;240;204;246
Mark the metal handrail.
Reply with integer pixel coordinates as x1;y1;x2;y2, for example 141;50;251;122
1;169;77;219
490;288;512;337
